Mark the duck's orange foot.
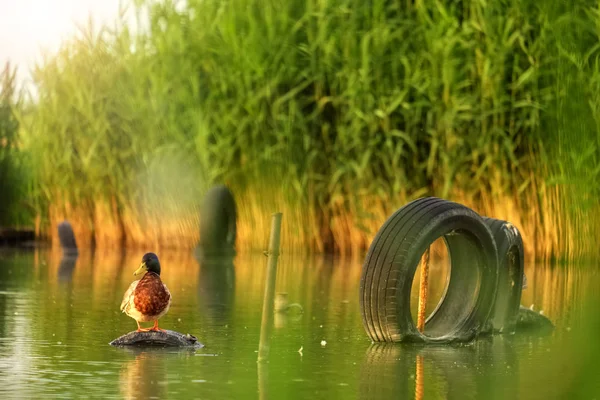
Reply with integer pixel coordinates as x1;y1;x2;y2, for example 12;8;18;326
136;321;153;332
149;320;166;332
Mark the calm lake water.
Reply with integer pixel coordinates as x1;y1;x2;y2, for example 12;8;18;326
0;248;599;399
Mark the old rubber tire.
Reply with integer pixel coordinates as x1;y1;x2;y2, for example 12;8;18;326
482;217;525;334
57;220;78;255
199;185;237;252
360;197;499;343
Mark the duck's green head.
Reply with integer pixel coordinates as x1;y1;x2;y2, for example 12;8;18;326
134;252;161;276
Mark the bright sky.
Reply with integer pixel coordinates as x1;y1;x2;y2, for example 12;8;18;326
0;0;134;88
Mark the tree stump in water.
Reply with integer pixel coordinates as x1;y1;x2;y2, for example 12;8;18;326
109;330;204;349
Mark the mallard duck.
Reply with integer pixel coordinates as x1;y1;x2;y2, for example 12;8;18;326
120;253;172;332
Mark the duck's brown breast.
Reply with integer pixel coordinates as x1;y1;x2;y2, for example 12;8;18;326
133;272;171;316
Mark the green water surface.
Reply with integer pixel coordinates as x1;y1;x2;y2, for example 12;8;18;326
0;249;599;399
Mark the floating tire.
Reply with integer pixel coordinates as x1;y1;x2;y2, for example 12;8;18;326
199;185;237;254
360;197;499;343
482;217;525;334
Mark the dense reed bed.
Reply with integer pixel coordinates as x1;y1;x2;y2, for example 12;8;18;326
0;62;32;226
7;0;600;260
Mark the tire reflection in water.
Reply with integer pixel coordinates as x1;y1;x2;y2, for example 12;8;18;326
196;252;236;325
360;335;520;400
57;254;78;282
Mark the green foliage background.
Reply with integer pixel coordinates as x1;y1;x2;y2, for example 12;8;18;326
2;0;599;257
0;63;32;226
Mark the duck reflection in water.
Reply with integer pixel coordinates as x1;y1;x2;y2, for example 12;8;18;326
119;348;171;400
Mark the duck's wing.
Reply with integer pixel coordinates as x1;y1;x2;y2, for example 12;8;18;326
163;282;172;301
162;282;172;311
120;280;140;312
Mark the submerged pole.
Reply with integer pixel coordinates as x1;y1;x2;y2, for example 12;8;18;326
257;212;283;362
415;355;425;400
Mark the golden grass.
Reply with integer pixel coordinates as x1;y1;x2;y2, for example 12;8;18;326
41;175;600;263
18;0;599;265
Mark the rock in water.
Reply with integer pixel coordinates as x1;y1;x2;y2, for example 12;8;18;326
109;329;204;348
516;306;555;332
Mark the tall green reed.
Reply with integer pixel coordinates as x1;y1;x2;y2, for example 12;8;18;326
0;62;32;226
15;0;600;259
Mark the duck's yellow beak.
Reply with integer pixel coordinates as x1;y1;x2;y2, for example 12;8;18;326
133;262;147;276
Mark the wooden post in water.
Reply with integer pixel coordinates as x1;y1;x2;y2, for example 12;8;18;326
416;248;429;400
415;247;429;399
416;247;430;333
416;246;430;399
257;212;283;362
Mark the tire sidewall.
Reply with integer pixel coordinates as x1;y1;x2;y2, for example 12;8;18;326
391;206;499;342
